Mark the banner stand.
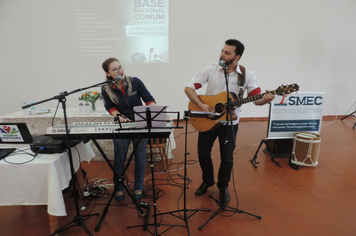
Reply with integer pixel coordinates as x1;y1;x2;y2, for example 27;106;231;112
250;92;325;169
250;139;281;168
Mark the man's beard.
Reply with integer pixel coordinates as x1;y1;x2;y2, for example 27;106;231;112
219;58;234;66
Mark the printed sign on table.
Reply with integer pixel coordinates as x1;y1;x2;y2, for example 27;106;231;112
0;124;24;142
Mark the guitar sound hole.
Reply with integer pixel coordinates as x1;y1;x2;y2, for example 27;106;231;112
215;103;225;114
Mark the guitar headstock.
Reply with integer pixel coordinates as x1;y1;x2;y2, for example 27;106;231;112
275;83;299;96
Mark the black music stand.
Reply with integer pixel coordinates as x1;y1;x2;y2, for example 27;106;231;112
153;111;212;236
22;89;103;236
127;106;187;236
199;67;261;231
341;111;356;129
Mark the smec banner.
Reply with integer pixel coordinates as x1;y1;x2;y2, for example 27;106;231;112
268;92;325;139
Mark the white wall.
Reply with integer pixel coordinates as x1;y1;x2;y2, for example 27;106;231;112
1;0;355;118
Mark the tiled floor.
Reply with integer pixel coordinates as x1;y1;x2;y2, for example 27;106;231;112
1;118;356;236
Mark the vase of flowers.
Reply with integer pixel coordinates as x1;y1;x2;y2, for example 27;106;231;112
78;90;103;111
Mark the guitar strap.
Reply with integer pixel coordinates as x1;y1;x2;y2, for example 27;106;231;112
238;65;245;99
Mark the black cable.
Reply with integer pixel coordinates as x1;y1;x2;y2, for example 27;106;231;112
174;129;197;139
3;148;36;164
345;100;356;115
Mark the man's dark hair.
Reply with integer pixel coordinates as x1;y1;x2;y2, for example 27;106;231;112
225;39;245;57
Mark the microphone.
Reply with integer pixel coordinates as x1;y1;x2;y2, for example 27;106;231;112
219;60;227;68
112;75;123;83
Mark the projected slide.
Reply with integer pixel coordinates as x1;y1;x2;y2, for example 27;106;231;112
75;0;169;63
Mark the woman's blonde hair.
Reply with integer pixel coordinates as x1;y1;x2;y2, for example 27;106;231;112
102;57;133;104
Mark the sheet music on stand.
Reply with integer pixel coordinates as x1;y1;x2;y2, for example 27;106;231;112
134;105;176;128
185;110;222;120
112;106;181;134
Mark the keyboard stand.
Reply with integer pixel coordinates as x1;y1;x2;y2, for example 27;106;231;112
92;138;150;231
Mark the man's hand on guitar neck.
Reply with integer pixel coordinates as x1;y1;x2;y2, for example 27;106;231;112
255;90;275;105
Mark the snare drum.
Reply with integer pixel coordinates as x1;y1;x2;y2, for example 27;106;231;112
291;132;321;167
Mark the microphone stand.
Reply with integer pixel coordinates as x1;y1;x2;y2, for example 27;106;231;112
21;80;116;236
199;65;261;230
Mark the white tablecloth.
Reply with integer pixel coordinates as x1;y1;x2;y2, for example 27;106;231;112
0;142;94;216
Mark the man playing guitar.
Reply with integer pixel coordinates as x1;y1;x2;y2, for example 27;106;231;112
184;39;275;203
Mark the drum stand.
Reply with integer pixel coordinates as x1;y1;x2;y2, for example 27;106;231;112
250;139;281;168
199;68;261;231
288;151;300;170
341;110;356;129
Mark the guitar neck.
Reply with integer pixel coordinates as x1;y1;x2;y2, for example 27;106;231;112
234;90;276;106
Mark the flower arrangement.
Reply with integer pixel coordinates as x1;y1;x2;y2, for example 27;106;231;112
78;90;103;111
78;90;103;103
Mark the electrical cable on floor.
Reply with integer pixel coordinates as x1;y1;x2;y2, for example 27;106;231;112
78;128;263;219
322;115;338;126
81;178;113;214
129;138;262;218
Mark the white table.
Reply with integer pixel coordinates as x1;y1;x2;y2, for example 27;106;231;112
0;142;94;216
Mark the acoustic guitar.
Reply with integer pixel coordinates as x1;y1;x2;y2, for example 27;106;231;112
188;84;299;132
